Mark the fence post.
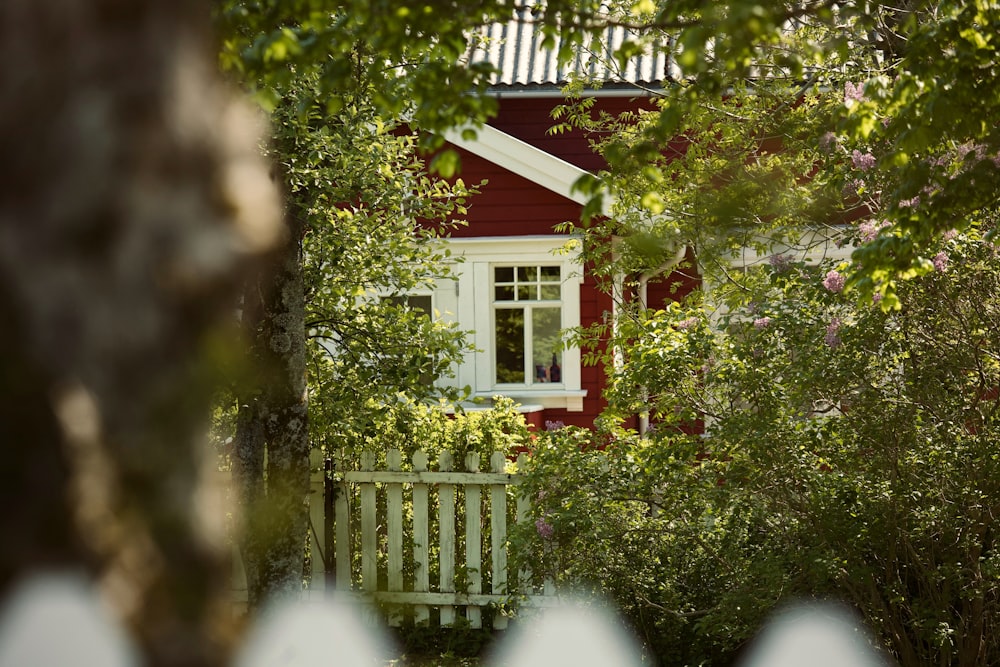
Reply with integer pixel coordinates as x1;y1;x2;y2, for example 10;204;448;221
412;450;430;626
324;458;334;591
465;452;483;629
438;451;456;626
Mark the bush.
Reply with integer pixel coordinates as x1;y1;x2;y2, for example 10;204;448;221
514;230;1000;667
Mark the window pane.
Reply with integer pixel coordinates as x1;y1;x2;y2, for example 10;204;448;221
495;285;514;301
517;266;535;282
495;309;525;384
540;266;561;281
494;267;514;283
532;307;562;384
385;294;432;314
517;285;535;301
540;284;560;300
407;295;432;314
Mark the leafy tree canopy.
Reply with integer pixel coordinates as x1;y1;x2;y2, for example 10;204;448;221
550;0;1000;306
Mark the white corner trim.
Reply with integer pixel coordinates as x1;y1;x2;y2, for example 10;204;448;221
442;124;612;215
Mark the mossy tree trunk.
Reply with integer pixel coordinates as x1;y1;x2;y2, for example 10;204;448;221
233;210;310;606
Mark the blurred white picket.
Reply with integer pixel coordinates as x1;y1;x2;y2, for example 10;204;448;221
0;573;887;667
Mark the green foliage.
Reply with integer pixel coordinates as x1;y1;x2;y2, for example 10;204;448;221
327;395;531;463
550;0;1000;303
267;75;482;448
515;229;1000;666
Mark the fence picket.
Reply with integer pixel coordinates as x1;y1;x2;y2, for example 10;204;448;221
515;453;533;596
309;449;326;599
412;451;430;626
438;451;456;626
464;452;483;629
334;454;351;591
386;449;404;626
490;452;509;630
360;450;377;595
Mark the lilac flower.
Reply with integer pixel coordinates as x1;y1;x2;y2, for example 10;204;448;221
753;317;772;329
851;150;876;171
535;517;554;540
768;253;792;272
857;219;890;243
898;196;920;209
933;251;949;273
819;132;837;151
823;270;846;293
544;420;565;432
676;317;698;330
844;81;865;104
824;318;842;348
942;229;958;242
872;292;884;305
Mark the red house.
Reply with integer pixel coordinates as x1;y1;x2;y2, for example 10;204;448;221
415;20;692;429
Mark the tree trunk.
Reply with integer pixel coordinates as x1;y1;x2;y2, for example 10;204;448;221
233;211;310;606
0;1;280;665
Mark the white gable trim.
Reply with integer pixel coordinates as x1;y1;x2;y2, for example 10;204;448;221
442;124;609;213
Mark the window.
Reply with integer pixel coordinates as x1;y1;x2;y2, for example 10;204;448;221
493;265;563;385
429;236;586;411
385;294;433;315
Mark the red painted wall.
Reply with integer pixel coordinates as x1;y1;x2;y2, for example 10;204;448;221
448;147;581;238
489;95;660;171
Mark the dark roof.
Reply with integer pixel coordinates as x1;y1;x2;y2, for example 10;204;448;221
467;5;677;91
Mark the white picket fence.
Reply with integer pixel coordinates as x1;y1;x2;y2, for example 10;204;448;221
231;449;556;627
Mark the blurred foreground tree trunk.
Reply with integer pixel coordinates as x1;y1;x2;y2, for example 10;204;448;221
0;1;280;666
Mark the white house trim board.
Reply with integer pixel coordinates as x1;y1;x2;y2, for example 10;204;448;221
442;124;612;215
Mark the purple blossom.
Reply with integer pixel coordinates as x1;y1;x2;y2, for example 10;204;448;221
824;318;842;348
844;81;865;104
933;251;949;273
847;178;866;196
753;317;772;329
544;420;565;432
676;317;698;330
857;219;890;242
898;196;920;209
851;150;876;171
823;270;846;293
872;292;884;305
535;517;554;540
942;229;958;242
819;132;837;151
768;253;792;272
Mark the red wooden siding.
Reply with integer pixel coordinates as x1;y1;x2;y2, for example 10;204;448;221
489;95;660;171
448;147;582;237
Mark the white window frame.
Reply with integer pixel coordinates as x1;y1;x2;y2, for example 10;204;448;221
436;235;587;411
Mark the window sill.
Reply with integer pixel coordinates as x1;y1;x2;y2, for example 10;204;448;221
473;389;587;412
